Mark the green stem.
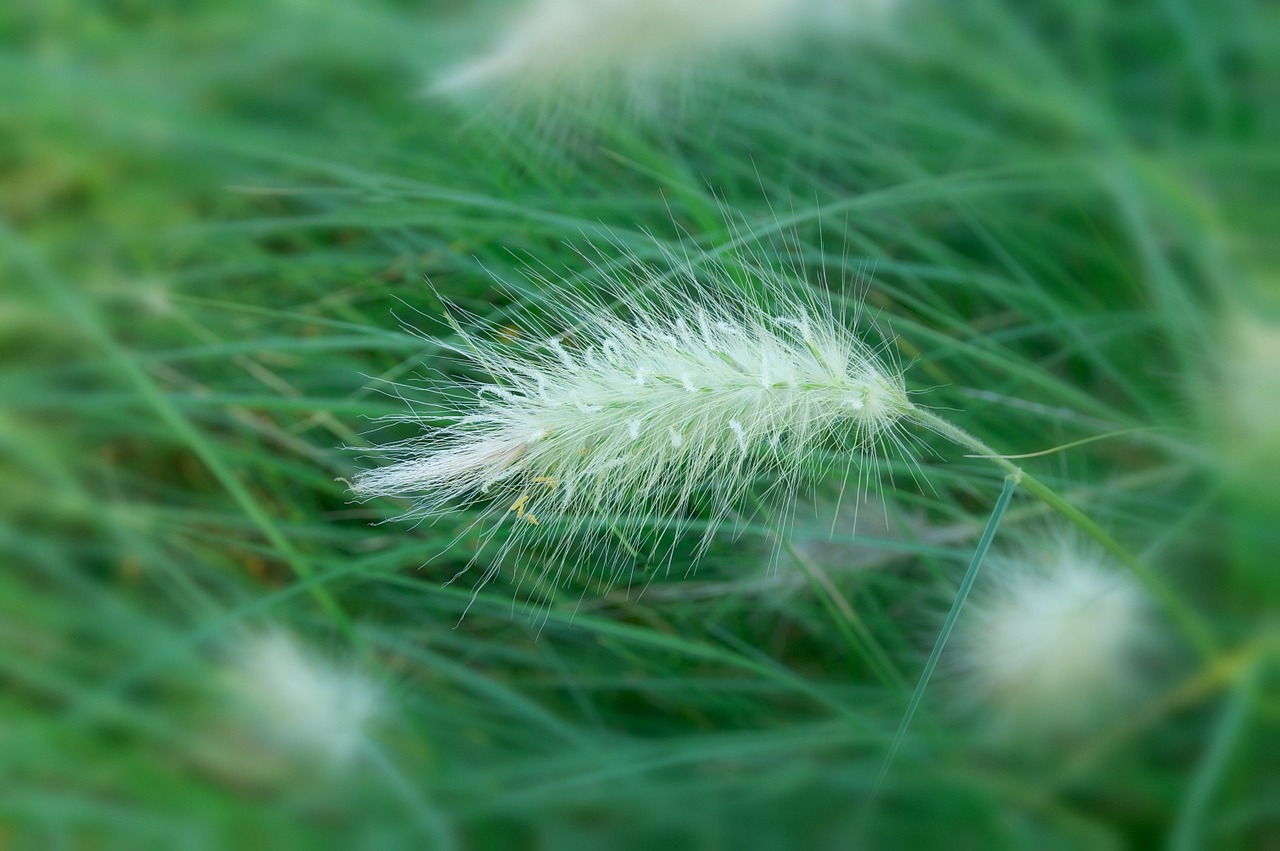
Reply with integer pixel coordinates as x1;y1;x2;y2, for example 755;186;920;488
782;535;908;696
878;473;1019;784
363;742;458;849
1169;659;1257;851
909;405;1216;659
747;493;907;695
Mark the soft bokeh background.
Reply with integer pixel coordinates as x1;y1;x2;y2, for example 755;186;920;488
4;0;1278;848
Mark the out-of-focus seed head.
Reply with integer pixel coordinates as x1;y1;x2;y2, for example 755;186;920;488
947;529;1159;739
228;630;381;765
435;0;896;123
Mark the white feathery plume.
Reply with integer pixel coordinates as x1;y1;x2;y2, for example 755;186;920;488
947;529;1156;737
435;0;893;111
228;630;381;764
353;247;923;596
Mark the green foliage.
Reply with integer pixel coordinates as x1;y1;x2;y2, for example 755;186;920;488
3;0;1277;848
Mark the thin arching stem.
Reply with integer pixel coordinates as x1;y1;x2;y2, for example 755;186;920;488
909;405;1217;659
879;473;1020;784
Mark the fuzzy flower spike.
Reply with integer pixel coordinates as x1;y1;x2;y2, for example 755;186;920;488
228;630;381;765
435;0;893;120
354;254;918;591
946;529;1159;739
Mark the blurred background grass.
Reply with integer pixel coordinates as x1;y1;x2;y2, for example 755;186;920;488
3;0;1278;848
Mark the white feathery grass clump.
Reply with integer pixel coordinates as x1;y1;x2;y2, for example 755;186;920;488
228;630;381;765
353;252;921;594
947;530;1156;737
435;0;892;111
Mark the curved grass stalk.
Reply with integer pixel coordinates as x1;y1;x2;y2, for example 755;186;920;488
909;405;1216;659
878;473;1019;784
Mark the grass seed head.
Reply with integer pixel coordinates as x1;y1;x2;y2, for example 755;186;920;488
435;0;893;118
947;528;1157;739
228;630;381;765
354;248;921;599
